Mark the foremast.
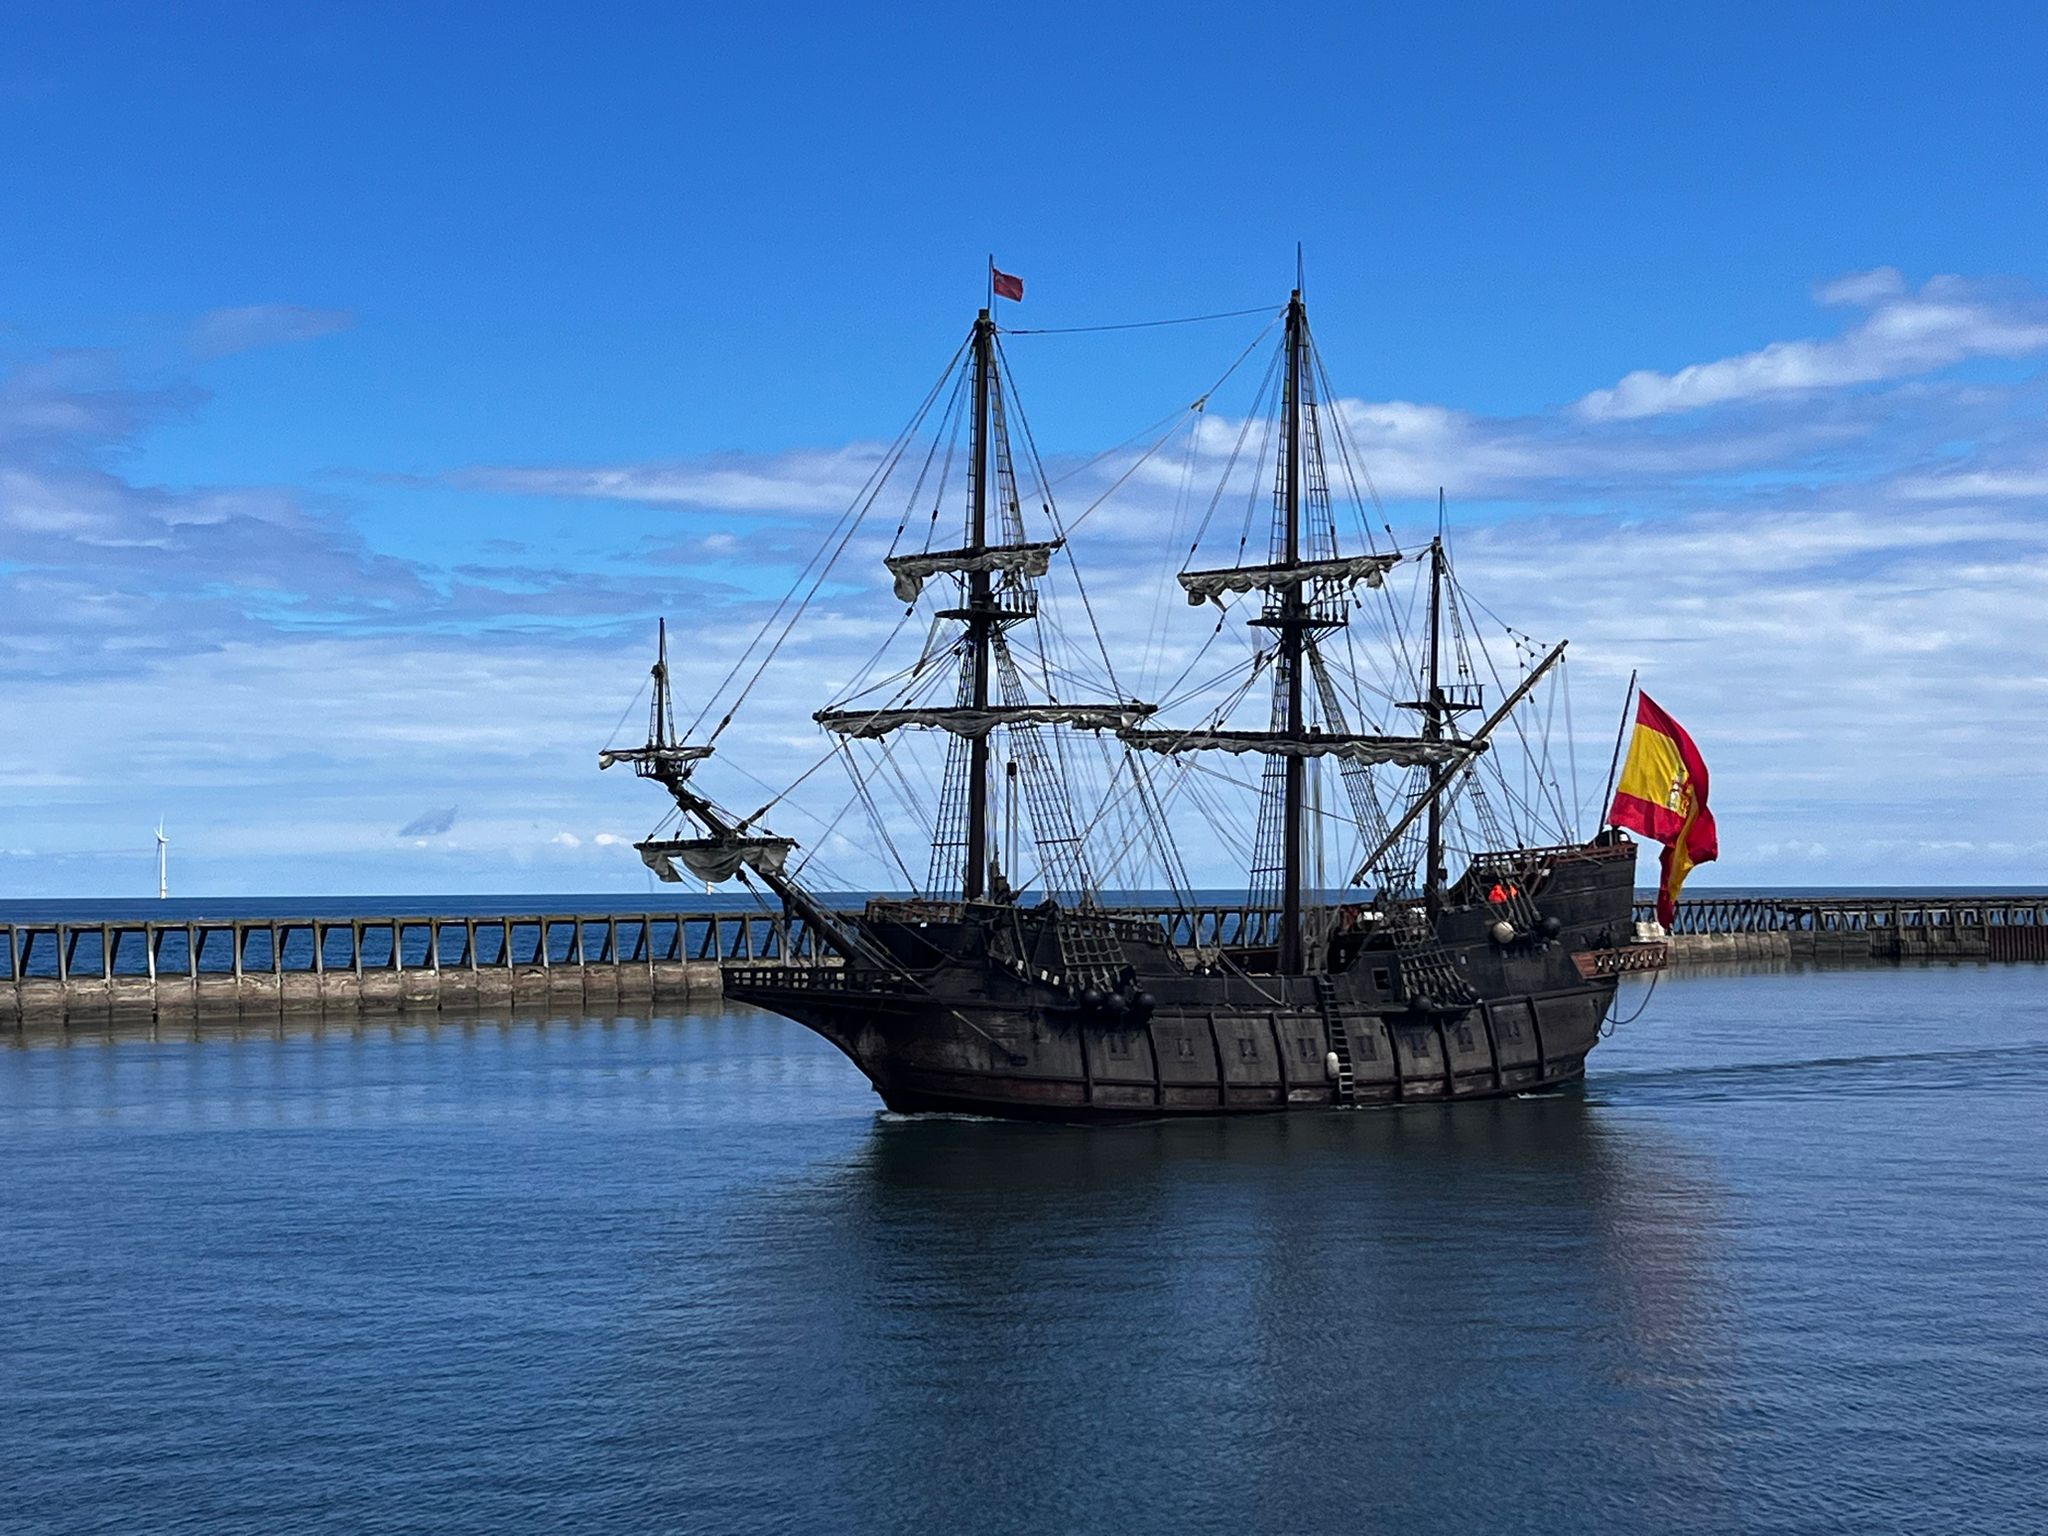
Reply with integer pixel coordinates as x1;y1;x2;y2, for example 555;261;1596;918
814;308;1152;904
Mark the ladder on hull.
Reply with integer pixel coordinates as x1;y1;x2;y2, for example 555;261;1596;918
1314;974;1357;1104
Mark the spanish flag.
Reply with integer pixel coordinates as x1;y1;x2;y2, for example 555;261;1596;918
1607;692;1718;926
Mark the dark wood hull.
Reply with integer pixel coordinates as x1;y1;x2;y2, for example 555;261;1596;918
724;840;1650;1125
730;984;1610;1123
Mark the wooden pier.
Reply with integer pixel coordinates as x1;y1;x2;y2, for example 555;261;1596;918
4;895;2044;1028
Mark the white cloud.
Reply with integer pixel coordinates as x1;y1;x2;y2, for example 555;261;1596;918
1894;467;2048;501
1574;272;2048;421
188;303;354;359
1815;267;1909;308
1750;840;1831;861
456;446;891;513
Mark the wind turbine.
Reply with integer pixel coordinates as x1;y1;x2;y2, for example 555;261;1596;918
156;819;169;900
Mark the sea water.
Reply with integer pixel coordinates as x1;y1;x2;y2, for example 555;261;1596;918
3;962;2044;1534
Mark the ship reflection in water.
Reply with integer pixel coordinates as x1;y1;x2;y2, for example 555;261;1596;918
4;964;2045;1534
754;1096;1738;1533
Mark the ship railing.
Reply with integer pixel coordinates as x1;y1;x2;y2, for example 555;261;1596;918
724;964;836;990
721;964;900;992
1465;839;1631;870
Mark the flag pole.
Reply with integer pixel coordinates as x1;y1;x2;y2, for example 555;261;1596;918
986;253;994;312
1597;669;1639;835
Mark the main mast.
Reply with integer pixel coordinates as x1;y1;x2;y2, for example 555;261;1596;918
1278;289;1308;973
964;309;995;902
810;305;1156;904
1119;285;1482;965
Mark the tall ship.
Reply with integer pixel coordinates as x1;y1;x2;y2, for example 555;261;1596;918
602;285;1665;1121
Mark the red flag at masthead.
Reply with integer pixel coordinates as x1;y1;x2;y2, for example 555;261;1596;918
991;267;1024;302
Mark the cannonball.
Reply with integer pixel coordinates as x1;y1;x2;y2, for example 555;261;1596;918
1539;915;1564;939
1081;988;1106;1010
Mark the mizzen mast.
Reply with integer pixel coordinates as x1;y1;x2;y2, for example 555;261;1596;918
1400;514;1484;920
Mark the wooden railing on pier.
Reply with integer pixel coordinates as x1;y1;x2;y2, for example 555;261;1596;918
2;910;834;983
1634;895;2048;962
4;893;2044;1026
0;910;830;1028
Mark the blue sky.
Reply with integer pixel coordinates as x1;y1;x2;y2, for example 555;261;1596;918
4;2;2047;897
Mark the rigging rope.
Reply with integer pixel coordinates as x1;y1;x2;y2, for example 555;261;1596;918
682;335;969;746
1000;303;1278;336
599;670;651;755
993;339;1129;707
1601;970;1661;1035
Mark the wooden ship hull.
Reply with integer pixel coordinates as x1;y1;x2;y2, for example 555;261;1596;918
726;841;1658;1122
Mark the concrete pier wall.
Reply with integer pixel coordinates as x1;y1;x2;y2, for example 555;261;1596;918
1666;932;1795;966
4;962;705;1028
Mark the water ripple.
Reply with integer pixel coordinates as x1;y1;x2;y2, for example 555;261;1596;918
3;968;2045;1534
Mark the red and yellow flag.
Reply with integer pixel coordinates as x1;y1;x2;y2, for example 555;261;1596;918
1607;692;1718;926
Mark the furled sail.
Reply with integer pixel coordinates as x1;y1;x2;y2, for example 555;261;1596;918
598;745;713;771
635;835;795;884
1116;728;1475;767
1178;552;1402;606
817;703;1155;740
884;540;1063;603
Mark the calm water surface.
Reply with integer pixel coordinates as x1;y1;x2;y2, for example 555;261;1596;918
4;964;2045;1534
